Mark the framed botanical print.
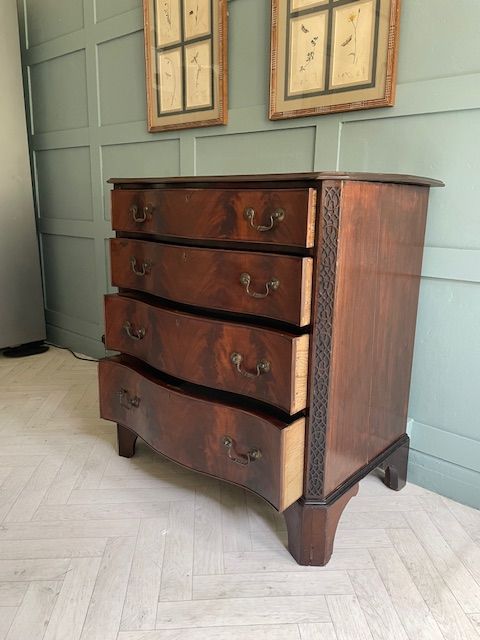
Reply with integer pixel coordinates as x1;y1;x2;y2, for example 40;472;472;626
143;0;228;132
269;0;401;119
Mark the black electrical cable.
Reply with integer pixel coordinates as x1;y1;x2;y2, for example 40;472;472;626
45;342;101;363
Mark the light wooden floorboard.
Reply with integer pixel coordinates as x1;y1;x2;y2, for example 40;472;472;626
5;581;61;640
42;443;95;505
0;519;139;540
420;494;480;589
326;595;374;640
42;557;101;640
223;548;375;573
158;501;195;602
0;559;70;582
193;482;223;576
470;614;480;633
192;571;354;600
0;583;28;608
0;538;106;560
118;625;302;640
389;528;479;639
79;537;136;640
348;569;409;640
155;595;331;629
220;484;253;553
0;608;17;640
404;510;480;613
370;547;445;640
1;348;480;640
298;622;338;639
121;518;166;631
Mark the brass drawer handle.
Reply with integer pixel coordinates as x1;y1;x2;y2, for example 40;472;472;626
123;321;146;341
244;207;285;232
222;435;262;466
240;273;279;299
129;204;154;223
117;388;140;410
130;256;151;276
230;352;270;379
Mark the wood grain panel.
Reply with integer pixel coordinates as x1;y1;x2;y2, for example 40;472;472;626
322;182;430;496
368;184;429;457
98;357;305;511
112;188;316;249
104;294;309;414
110;239;313;326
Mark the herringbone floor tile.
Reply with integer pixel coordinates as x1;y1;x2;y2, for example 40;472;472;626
0;347;479;639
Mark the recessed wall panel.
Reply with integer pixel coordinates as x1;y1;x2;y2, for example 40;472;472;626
42;234;98;324
30;50;88;134
101;139;181;217
36;147;93;221
98;31;146;126
95;0;141;22
398;1;480;83
410;278;480;441
339;110;480;249
196;128;316;175
229;0;269;108
25;0;84;47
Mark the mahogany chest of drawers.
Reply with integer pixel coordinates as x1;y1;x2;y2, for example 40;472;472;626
99;171;442;565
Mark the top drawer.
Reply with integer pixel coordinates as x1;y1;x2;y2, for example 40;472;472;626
111;188;316;249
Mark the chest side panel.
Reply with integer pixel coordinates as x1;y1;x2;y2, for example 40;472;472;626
321;181;429;497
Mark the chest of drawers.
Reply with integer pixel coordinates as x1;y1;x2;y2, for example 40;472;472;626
98;171;443;565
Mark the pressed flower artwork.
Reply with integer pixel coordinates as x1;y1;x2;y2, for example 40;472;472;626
184;0;211;40
330;1;376;88
144;0;227;132
291;0;328;9
185;41;212;109
288;13;328;95
270;0;400;119
158;48;183;112
156;0;181;46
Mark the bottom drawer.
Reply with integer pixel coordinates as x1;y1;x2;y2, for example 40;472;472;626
99;357;305;511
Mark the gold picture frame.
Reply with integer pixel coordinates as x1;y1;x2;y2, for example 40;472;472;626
144;0;228;132
269;0;400;120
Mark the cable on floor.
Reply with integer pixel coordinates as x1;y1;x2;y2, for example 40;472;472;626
45;342;101;363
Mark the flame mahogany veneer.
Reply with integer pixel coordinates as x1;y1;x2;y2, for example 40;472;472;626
99;172;443;566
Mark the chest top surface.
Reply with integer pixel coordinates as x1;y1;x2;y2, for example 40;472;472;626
108;171;444;188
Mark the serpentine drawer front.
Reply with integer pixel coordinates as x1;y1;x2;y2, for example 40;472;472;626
99;357;305;512
110;238;313;326
99;172;443;566
104;294;309;414
112;188;317;249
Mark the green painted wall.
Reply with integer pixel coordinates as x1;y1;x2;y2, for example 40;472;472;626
17;0;480;508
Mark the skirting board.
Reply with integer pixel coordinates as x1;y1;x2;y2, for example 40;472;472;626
47;325;105;360
408;450;480;510
408;419;480;510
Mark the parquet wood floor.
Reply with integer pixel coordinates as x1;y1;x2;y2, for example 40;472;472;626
0;348;479;639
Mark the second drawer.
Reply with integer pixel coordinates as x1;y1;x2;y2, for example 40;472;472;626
105;294;309;414
110;238;313;326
